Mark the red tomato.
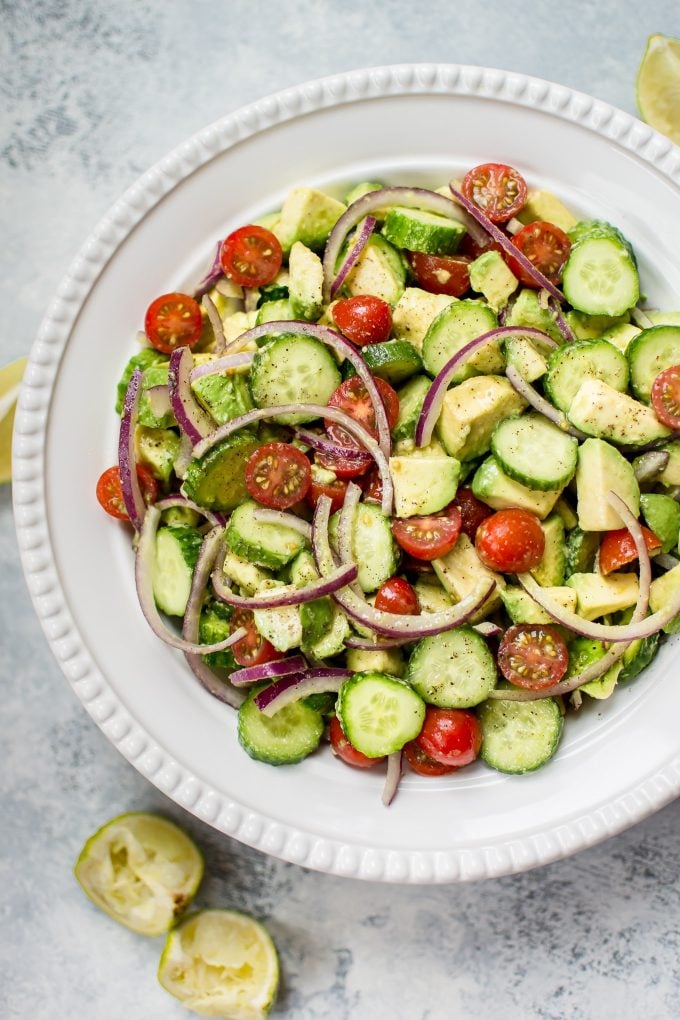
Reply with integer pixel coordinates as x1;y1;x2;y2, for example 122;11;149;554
415;706;482;768
374;577;420;615
96;465;158;520
333;295;392;347
458;233;505;261
403;742;457;776
245;442;311;510
219;224;282;288
326;376;399;449
407;252;472;297
599;525;662;575
144;292;203;354
229;608;282;668
391;505;462;561
506;221;571;288
329;716;382;768
461;163;528;223
454;487;493;541
651;365;680;429
475;508;545;573
498;624;569;690
361;466;383;504
315;447;372;479
307;473;348;514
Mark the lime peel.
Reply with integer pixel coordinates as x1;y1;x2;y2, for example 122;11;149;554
0;355;27;484
636;34;680;144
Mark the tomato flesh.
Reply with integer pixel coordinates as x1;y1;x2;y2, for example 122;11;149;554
461;163;528;223
229;608;282;668
391;505;462;561
333;295;392;347
329;716;382;768
325;376;399;449
144;292;203;354
407;252;472;297
245;442;311;510
498;624;569;690
599;525;662;575
506;221;571;288
307;473;348;514
475;508;545;573
454;487;493;541
415;707;482;768
219;224;282;288
403;742;457;776
96;465;158;520
374;577;420;615
651;365;680;429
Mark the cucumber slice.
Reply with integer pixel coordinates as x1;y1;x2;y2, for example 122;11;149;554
564;526;600;577
381;206;466;255
138;364;176;429
422;300;499;380
627;325;680;402
116;348;166;415
337;672;425;758
330;501;397;592
255;298;297;328
562;236;639;317
568;219;636;263
479;695;563;774
152;526;204;617
183;432;260;512
250;334;341;425
238;687;324;765
491;413;578;491
361;339;423;384
392;374;431;442
227;500;307;569
545;339;629;413
406;627;497;708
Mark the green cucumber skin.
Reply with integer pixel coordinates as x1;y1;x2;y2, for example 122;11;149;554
478;697;563;774
407;627;497;709
490;414;578;492
562;236;639;317
544;339;629;414
250;333;341;424
627;325;680;403
337;672;425;758
361;339;423;385
227;500;307;570
238;688;324;766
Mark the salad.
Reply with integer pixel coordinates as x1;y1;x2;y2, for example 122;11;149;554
98;162;680;805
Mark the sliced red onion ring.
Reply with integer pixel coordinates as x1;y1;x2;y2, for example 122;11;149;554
201;293;226;354
330;215;376;298
473;621;503;638
168;346;215;445
343;634;414;650
135;507;246;654
191;402;392;516
174;433;193;480
211;561;357;610
229;320;391;460
294;428;373;469
145;383;172;419
505;364;586;440
118;368;146;531
189;352;254;381
323;185;485;303
631;307;654;329
415;326;558;447
382;750;403;807
449;183;565;302
229;655;309;688
193;240;224;300
182;526;245;708
252;508;313;541
254;667;350;717
313;495;495;638
633;450;670;483
547;295;576;343
154;495;227;528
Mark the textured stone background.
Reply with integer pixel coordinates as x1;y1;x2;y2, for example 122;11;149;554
2;2;680;1018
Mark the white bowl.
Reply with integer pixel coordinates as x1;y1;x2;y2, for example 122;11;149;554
14;64;680;883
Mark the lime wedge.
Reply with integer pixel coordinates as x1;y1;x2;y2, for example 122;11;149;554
0;356;27;484
74;812;204;936
158;908;279;1018
636;34;680;144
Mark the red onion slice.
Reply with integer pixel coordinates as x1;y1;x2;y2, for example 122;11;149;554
211;561;357;610
382;750;403;807
174;433;193;480
294;428;373;469
330;215;376;298
254;667;351;717
118;368;146;531
449;182;566;302
473;621;503;638
547;295;576;343
202;293;226;354
631;308;654;329
230;655;309;688
415;326;557;448
323;185;485;303
193;240;224;300
145;383;172;419
343;634;414;650
252;508;313;541
154;494;227;528
168;346;215;445
189;352;254;381
505;364;586;440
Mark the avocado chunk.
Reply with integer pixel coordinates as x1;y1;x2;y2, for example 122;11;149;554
345;647;405;678
252;583;303;652
413;578;453;614
472;456;562;519
135;425;181;483
432;533;504;619
469;250;519;312
564;309;631;340
288;241;324;320
598;322;641;353
116;347;166;415
274;186;346;253
191;370;253;426
531;514;566;586
183;432;260;512
516;189;578;231
658;441;680;486
422;299;500;380
567;378;671;446
343;235;406;305
575;438;640;531
392;375;431;443
565;637;622;700
137;364;175;429
389;453;460;517
391;287;456;351
503;335;548;383
640;493;680;554
647;310;680;327
566;572;639;620
505;288;564;343
435;374;526;461
649;563;680;634
501;585;577;625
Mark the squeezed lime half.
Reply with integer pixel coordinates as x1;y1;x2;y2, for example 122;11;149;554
636;34;680;144
0;356;27;484
74;812;204;936
158;908;280;1018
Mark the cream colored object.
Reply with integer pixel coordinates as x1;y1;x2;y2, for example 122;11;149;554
391;287;455;350
0;356;27;484
636;34;680;144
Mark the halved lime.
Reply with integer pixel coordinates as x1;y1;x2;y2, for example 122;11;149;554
74;812;204;936
636;34;680;144
158;908;279;1018
0;355;27;484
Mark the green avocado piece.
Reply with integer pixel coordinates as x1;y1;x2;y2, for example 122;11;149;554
183;432;260;512
116;347;167;415
191;371;253;426
640;493;680;554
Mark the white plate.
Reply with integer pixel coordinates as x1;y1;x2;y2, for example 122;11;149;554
14;65;680;883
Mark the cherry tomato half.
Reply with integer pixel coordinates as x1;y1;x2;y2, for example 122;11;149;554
307;472;348;514
415;706;482;768
454;487;493;541
403;741;457;776
407;252;472;297
229;608;282;668
329;716;382;768
96;465;158;521
144;292;203;354
326;376;399;449
599;525;662;575
245;442;311;510
461;163;528;223
333;295;392;347
475;508;545;573
458;232;505;262
391;505;462;561
219;224;283;288
374;577;420;615
361;466;383;504
497;624;569;690
506;221;571;288
651;365;680;430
